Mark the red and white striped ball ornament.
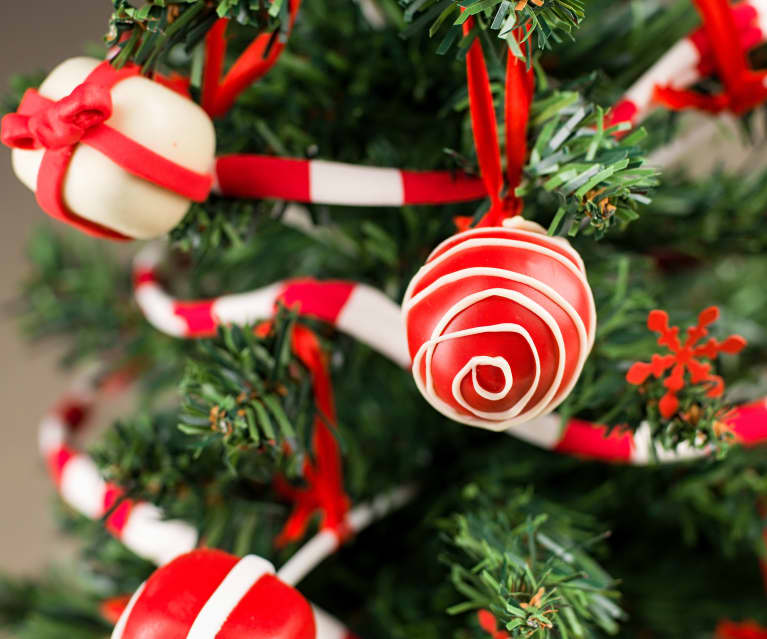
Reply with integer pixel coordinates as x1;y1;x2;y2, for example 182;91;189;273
112;549;316;639
402;216;596;431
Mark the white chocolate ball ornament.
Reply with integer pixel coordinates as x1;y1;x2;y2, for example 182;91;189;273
402;217;596;431
2;57;215;240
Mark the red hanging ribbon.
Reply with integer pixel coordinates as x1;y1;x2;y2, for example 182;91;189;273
458;20;534;230
258;322;350;546
464;19;504;215
202;0;301;118
655;0;767;115
504;29;534;217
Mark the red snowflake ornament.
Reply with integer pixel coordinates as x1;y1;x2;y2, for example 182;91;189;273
626;307;746;419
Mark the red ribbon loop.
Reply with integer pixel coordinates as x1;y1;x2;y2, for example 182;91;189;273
267;322;350;546
655;0;767;115
504;33;534;217
0;113;36;150
202;0;302;118
462;19;533;228
2;83;112;151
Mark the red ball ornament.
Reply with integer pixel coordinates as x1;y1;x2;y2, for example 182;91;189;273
111;549;316;639
402;217;596;431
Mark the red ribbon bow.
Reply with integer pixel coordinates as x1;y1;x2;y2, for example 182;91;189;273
1;82;112;151
655;0;767;115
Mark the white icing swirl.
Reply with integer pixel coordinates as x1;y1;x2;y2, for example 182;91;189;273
402;218;595;431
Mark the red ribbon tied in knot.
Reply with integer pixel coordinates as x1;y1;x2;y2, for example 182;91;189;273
1;82;112;151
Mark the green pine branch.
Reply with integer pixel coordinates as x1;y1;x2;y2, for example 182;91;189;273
663;446;767;556
170;198;269;259
0;570;112;639
523;91;658;238
178;312;314;477
441;488;623;638
91;411;293;559
618;166;767;258
17;228;190;387
110;0;293;72
401;0;584;57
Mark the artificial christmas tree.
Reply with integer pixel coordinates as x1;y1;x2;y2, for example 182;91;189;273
4;0;767;638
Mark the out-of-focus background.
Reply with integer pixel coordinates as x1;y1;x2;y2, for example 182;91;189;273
0;2;111;582
0;0;765;627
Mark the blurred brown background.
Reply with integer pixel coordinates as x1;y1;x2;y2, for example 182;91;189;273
0;1;111;582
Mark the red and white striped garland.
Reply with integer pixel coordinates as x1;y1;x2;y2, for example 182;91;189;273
610;0;767;128
214;156;487;207
39;371;412;638
39;368;412;564
508;403;767;465
133;244;767;463
39;378;199;566
133;243;411;368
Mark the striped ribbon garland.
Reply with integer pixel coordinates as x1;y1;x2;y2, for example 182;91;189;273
37;371;383;639
132;244;767;463
38;374;199;566
212;1;767;206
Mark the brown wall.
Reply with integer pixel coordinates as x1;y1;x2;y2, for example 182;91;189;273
0;1;111;582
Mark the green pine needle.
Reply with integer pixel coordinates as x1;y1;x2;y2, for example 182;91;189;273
524;91;659;238
403;0;584;55
109;0;289;73
441;488;623;638
178;310;314;476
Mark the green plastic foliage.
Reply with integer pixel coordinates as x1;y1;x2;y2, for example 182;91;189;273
179;311;314;477
109;0;292;72
442;489;623;638
402;0;584;57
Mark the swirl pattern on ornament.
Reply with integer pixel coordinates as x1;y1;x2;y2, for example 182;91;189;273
402;218;596;431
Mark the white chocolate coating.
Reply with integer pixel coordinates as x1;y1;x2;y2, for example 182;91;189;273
11;57;216;239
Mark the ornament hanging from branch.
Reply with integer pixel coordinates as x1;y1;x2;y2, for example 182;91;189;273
403;20;596;431
1;58;215;240
402;217;596;431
